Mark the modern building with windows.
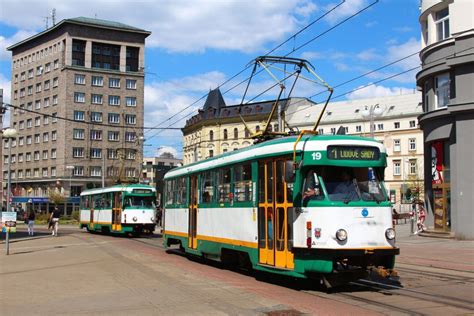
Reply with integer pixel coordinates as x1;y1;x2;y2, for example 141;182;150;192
417;0;474;238
4;17;150;212
183;89;423;211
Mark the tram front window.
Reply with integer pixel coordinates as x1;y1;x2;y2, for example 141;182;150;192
124;196;156;208
323;166;387;203
302;167;388;203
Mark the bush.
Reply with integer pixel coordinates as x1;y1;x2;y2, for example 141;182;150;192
71;210;80;221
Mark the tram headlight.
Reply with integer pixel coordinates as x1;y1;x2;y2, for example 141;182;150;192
336;229;347;242
385;228;396;240
133;216;138;222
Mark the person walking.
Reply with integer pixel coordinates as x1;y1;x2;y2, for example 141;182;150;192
27;209;36;236
50;207;61;236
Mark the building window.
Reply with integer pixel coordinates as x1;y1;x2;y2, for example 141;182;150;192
51;149;57;159
26;153;32;161
35;116;41;126
108;113;120;124
26;119;32;128
45;63;51;73
26;136;32;145
35;100;41;109
435;7;450;41
109;78;120;88
125;114;136;125
409;138;416;151
125;132;136;142
234;128;238;140
73;166;84;176
393;139;401;152
35;83;42;93
53;77;59;87
435;73;450;108
90;112;102;122
91;76;103;86
92;42;120;70
74;111;85;121
126;79;137;89
43;132;49;142
42;168;48;177
330;127;336;135
44;97;50;107
75;74;85;85
393;122;400;129
72;147;84;158
42;150;48;159
34;151;40;161
72;40;86;66
409;120;416;128
52;113;58;123
51;167;56;177
108;95;120;106
44;116;49;125
36;66;43;76
34;134;40;143
74;92;85;103
90;130;102;140
423;80;429;111
90;148;102;159
34;169;39;177
318;128;324;134
409;159;417;175
377;124;383;131
27;85;33;95
125;97;136;107
52;131;57;141
108;149;118;159
28;69;33;78
223;129;228;140
73;129;85;140
108;131;120;141
91;94;103;105
209;130;214;141
126;46;139;72
53;95;58;105
209;150;214;158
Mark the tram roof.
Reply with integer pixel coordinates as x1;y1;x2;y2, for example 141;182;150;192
80;184;156;196
165;135;385;179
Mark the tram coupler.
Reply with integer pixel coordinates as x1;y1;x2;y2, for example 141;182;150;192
321;269;368;289
369;266;398;278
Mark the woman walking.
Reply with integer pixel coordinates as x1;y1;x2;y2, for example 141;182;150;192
27;209;36;236
49;207;61;236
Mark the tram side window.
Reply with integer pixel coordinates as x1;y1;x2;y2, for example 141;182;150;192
93;194;103;209
165;180;175;205
80;196;90;209
234;163;252;202
176;177;187;205
217;167;231;203
201;171;215;203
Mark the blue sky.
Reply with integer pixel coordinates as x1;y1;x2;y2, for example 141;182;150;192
0;0;421;158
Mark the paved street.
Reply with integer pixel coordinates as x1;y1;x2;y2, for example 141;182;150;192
1;223;473;315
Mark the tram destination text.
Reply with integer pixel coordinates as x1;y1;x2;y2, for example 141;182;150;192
327;146;380;161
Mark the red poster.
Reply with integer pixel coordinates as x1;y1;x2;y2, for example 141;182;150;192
431;142;443;184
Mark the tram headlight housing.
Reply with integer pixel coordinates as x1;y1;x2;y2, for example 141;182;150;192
133;216;138;222
336;229;347;242
385;228;396;240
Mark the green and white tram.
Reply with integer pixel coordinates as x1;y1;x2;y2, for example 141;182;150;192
80;184;157;235
163;135;399;286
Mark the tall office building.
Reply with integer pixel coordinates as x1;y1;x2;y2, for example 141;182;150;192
4;17;150;212
417;0;474;238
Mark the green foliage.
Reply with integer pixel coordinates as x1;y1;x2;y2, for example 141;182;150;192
48;190;66;205
71;210;80;221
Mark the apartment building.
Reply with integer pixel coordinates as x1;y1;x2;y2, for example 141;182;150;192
4;17;150;211
182;89;423;210
417;0;474;238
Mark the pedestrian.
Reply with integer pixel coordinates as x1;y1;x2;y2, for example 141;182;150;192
27;209;36;236
415;202;427;234
49;207;61;236
156;207;163;228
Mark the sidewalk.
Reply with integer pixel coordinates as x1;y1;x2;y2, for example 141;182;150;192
394;222;474;272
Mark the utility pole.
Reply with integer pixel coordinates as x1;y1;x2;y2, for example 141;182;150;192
102;155;105;187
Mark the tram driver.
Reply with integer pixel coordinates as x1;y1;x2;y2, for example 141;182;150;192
302;169;324;201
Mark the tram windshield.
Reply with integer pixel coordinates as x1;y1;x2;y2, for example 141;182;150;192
302;166;388;203
123;196;156;209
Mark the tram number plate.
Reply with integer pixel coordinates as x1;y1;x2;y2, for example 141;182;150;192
327;146;380;161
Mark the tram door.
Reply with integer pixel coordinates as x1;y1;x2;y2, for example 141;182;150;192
112;192;122;232
188;176;198;249
258;159;294;269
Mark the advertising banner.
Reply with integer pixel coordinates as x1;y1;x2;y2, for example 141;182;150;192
1;211;17;233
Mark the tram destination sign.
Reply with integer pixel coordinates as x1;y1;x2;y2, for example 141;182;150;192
327;146;380;161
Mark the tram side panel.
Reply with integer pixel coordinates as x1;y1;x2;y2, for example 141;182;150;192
196;207;258;256
163;207;189;246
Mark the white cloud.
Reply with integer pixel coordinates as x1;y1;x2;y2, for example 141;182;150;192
356;48;381;61
0;74;11;127
386;37;421;70
324;0;369;25
347;84;415;100
156;146;179;159
0;0;317;53
0;30;37;60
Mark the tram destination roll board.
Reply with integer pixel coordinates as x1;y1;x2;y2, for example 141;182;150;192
327;146;380;161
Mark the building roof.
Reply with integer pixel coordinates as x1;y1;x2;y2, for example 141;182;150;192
7;17;151;51
286;92;422;127
202;88;226;111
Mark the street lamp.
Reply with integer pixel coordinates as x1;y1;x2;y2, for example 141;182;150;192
65;165;74;196
3;128;17;256
361;104;383;138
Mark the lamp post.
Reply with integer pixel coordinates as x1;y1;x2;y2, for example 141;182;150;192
3;128;18;255
361;104;383;138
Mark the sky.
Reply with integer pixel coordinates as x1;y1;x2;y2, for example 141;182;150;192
0;0;422;158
